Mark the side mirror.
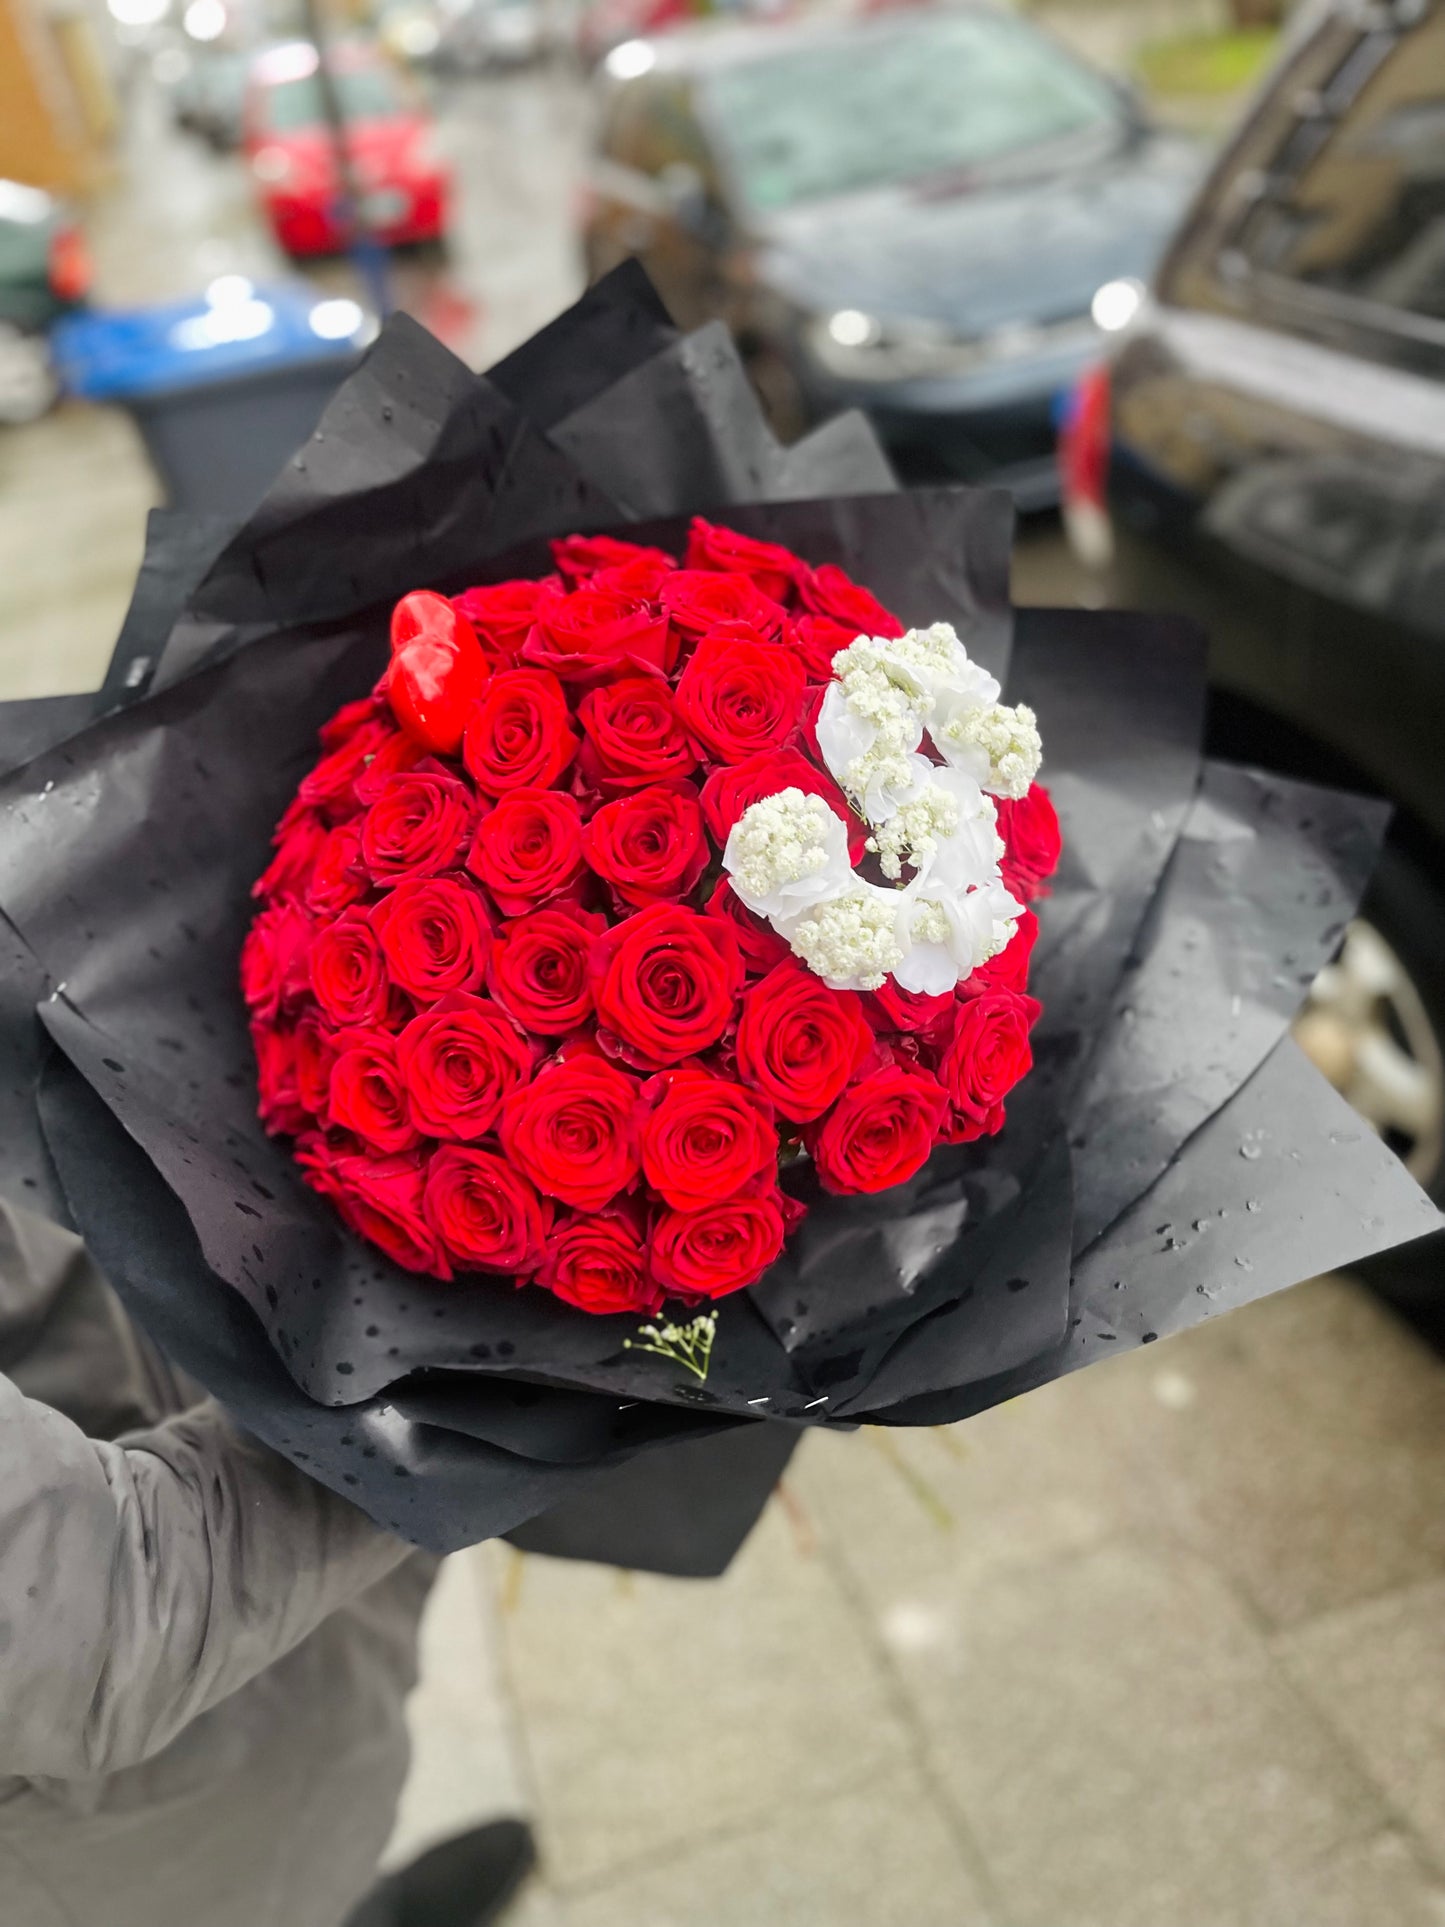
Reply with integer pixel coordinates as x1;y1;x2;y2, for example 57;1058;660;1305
658;160;709;233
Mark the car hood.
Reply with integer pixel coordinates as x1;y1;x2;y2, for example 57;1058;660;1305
754;133;1203;332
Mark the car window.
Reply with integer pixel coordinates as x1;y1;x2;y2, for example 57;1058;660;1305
601;78;712;180
699;10;1122;212
260;66;402;131
1198;8;1445;371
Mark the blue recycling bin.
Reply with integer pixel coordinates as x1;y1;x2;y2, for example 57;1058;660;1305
51;278;371;518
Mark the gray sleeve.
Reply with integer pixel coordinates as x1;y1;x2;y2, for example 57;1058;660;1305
0;1373;413;1779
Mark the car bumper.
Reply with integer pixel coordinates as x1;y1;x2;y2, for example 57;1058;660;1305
264;181;448;256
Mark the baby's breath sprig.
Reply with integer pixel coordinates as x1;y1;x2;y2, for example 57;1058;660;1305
624;1311;718;1383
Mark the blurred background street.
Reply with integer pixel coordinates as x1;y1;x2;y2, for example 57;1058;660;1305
4;0;1445;1918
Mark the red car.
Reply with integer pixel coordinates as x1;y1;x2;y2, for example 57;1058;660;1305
244;41;449;257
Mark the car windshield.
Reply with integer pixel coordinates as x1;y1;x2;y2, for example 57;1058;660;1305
261;67;401;131
703;11;1122;212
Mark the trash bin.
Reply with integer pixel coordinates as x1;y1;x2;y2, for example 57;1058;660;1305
51;277;372;518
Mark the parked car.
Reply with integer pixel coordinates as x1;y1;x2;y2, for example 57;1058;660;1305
244;40;450;257
0;178;90;424
579;6;1202;505
1060;0;1445;1306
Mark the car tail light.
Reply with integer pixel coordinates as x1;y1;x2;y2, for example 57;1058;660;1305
47;224;91;305
1059;362;1113;569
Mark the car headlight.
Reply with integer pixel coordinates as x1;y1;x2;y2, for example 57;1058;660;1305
805;307;1096;383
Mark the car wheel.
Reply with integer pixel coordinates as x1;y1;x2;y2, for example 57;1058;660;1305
0;325;59;425
1293;841;1445;1341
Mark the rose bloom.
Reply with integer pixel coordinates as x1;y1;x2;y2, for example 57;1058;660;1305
576;676;696;794
308;908;393;1027
807;1063;949;1195
467;787;586;917
241;899;314;1022
500;1052;640;1212
640;1067;776;1212
462;667;578;796
784;612;862;683
251;1021;308;1136
423;1143;552;1275
294;1007;339;1116
306;821;368;917
734;959;874;1122
583;782;709;909
326;1027;421;1153
488;904;603;1034
352;728;428;807
360;769;476;885
862;979;957;1044
253;805;327;904
523;584;675;683
371;877;492;1005
648;1179;787;1299
659;570;786;641
301;1141;450;1278
551;532;675;587
705;878;792;976
796;562;904;637
674;626;807;765
297;713;397;821
318;693;384;752
397;992;533;1139
938;989;1039;1141
590;902;743;1070
684;519;798;603
964;910;1039;999
996;784;1062;902
537;1210;661;1315
452;579;555;665
700;748;864;860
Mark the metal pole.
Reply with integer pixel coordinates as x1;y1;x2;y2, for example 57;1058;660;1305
298;0;392;317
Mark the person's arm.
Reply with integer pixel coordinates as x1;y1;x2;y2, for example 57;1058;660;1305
0;1373;413;1779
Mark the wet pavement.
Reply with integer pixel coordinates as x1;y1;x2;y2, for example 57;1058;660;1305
4;47;1444;1927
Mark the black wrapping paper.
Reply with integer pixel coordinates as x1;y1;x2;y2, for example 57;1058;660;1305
0;271;1437;1571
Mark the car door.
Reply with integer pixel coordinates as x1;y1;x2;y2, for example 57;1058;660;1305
585;73;731;327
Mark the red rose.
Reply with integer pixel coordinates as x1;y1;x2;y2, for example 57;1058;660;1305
500;1053;640;1211
996;784;1061;902
327;1027;421;1153
294;1008;338;1115
305;821;368;917
684;519;798;603
590;903;743;1070
938;990;1038;1141
705;878;792;976
298;714;396;821
700;748;864;861
648;1178;787;1300
251;1021;307;1136
807;1064;949;1195
964;909;1038;998
784;612;860;682
576;676;696;794
488;905;604;1034
452;579;554;666
862;979;957;1043
423;1144;552;1275
795;563;903;637
523;584;675;684
241;900;314;1021
462;668;578;796
674;626;807;765
640;1067;776;1212
371;878;492;1005
659;570;786;641
536;1210;662;1315
550;533;675;586
352;728;428;807
583;782;709;909
398;993;533;1140
301;1142;449;1278
734;960;873;1122
318;694;384;752
467;787;586;917
360;769;476;885
308;908;392;1027
253;806;327;904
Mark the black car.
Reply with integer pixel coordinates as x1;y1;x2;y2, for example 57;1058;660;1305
580;5;1202;507
1065;0;1445;1271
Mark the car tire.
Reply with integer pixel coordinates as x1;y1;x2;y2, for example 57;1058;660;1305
1293;840;1445;1345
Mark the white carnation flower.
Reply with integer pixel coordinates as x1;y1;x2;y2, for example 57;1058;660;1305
814;682;923;824
933;699;1042;799
723;788;854;923
788;888;903;992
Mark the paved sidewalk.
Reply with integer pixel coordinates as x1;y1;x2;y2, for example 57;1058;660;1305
388;1273;1445;1927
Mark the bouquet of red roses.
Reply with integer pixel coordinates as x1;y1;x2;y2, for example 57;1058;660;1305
244;521;1061;1316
